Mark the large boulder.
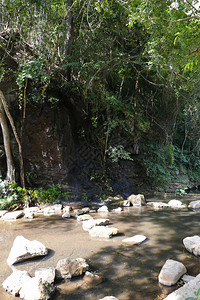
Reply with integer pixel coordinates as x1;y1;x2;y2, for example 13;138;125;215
183;235;200;256
3;270;55;300
188;200;200;209
3;270;30;296
97;206;109;213
77;214;93;221
7;235;48;265
127;194;146;206
158;259;186;286
168;200;185;209
82;219;110;231
164;273;200;299
19;276;54;300
147;202;169;209
89;226;119;238
55;257;89;279
2;211;24;220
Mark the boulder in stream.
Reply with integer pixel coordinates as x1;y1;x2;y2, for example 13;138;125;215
158;259;187;286
183;235;200;256
2;211;24;220
188;200;200;209
99;297;119;300
89;226;119;238
127;194;146;206
56;257;89;279
3;270;55;300
97;205;109;213
168;199;185;209
7;235;48;265
82;219;110;231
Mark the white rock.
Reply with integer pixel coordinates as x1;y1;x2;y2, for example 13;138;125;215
183;235;200;256
35;268;55;284
188;200;200;209
0;210;8;217
2;211;24;220
56;257;89;279
82;219;109;231
24;207;38;214
112;207;122;212
82;207;90;213
7;235;48;265
83;271;103;285
77;214;93;221
182;274;195;283
121;200;131;207
43;206;62;215
63;205;71;212
24;212;34;219
158;259;187;286
19;275;54;300
164;273;200;299
127;194;146;206
62;212;71;218
168;199;185;208
98;205;109;213
3;270;30;296
147;202;169;208
99;297;119;300
122;235;147;245
89;226;119;238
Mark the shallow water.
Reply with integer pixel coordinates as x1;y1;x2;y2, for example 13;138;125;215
1;195;200;300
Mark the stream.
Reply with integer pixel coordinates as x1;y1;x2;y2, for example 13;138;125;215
1;194;200;300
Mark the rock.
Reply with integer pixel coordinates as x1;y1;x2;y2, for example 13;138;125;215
122;235;147;245
74;209;87;217
19;276;54;300
98;297;119;300
24;207;38;214
183;235;200;256
2;211;24;220
168;200;185;208
3;270;30;296
188;200;200;209
0;210;8;217
7;235;48;265
77;214;93;221
182;274;195;283
83;271;103;285
24;212;35;219
163;273;200;299
63;205;71;212
89;226;119;238
147;202;169;208
35;268;55;284
43;205;62;215
56;257;89;279
82;219;110;231
97;205;109;213
62;212;71;218
158;259;187;286
127;194;146;206
112;207;122;213
121;200;131;207
82;207;90;213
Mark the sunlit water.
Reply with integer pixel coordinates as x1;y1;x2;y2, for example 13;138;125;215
1;194;200;300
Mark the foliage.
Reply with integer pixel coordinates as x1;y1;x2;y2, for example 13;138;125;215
0;178;71;210
107;145;133;163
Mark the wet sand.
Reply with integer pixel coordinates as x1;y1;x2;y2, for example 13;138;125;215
1;198;200;300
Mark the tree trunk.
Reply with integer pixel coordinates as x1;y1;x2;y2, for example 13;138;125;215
0;90;25;187
0;95;15;182
64;0;74;80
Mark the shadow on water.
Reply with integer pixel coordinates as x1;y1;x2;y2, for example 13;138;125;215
1;196;200;300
